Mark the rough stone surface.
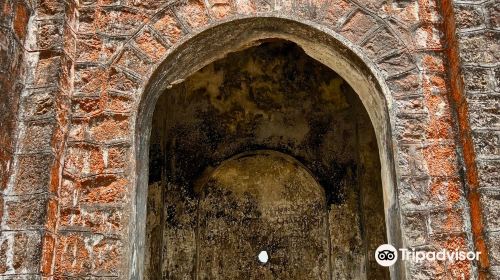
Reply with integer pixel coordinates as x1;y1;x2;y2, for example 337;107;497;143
0;0;496;278
450;0;500;275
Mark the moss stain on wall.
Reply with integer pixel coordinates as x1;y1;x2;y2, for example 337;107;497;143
146;41;387;279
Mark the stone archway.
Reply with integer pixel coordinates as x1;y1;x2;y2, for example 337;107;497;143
133;17;402;279
0;0;486;279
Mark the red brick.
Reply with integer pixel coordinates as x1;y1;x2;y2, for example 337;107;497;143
107;67;140;93
55;233;91;276
80;174;128;204
115;47;152;76
152;9;185;45
208;0;235;19
340;10;377;42
423;144;459;177
134;29;168;60
174;0;209;30
88;113;130;143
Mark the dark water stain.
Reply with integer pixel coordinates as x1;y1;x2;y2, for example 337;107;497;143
145;40;387;279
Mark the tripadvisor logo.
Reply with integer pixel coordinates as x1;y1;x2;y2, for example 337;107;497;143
374;244;481;267
375;244;398;267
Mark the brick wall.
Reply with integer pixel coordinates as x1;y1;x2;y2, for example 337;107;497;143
0;0;496;278
0;0;76;277
447;0;499;277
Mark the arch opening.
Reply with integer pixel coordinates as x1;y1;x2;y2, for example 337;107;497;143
133;17;402;280
144;40;389;279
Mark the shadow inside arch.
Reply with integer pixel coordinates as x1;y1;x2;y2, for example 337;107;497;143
133;16;404;280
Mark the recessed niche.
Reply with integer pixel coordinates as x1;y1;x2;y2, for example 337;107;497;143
145;40;388;279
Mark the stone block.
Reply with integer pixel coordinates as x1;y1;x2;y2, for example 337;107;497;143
422;143;458;177
115;47;152;76
29;19;64;51
105;92;134;113
64;143;104;175
293;0;327;19
14;153;54;195
55;232;92;276
321;0;354;28
406;251;446;279
107;67;140;93
398;176;431;210
92;237;123;276
67;118;87;142
433;233;469;252
339;10;377;43
0;230;42;274
133;28;168;60
80;205;124;235
467;97;499;129
385;0;419;27
429;209;465;234
78;7;98;34
402;211;428;247
173;0;209;30
478;159;499;189
106;143;130;171
447;259;472;279
21;87;57;119
485;231;500;266
71;96;101;117
463;66;493;92
18;119;56;153
207;0;235;19
387;70;422;97
87;113;130;143
96;6;146;36
377;51;415;77
241;0;272;13
28;52;62;88
458;31;499;65
454;4;484;30
395;95;426;115
36;0;66;19
152;9;185;45
3;194;49;229
418;53;445;73
59;177;78;208
428;177;464;207
485;1;500;29
394;114;428;142
0;81;21;148
75;34;103;63
74;64;107;96
472;130;499;158
480;190;500;231
397;143;428;176
424;92;453;140
362;28;403;59
79;174;128;204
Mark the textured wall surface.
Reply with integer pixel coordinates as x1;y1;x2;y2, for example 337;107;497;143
448;0;499;277
1;0;75;277
0;0;497;279
0;0;32;274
